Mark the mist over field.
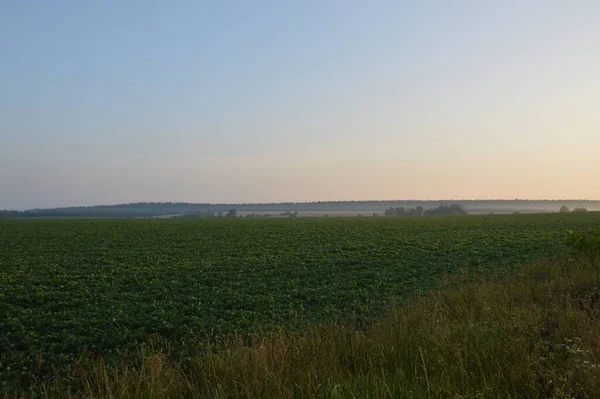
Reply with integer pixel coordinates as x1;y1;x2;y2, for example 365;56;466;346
2;199;600;219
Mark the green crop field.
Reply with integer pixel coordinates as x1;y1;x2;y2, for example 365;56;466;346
1;213;599;390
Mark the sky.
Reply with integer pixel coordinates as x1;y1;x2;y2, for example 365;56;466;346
1;1;599;210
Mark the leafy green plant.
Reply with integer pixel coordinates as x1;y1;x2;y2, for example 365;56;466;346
566;229;600;255
39;256;600;398
1;211;600;391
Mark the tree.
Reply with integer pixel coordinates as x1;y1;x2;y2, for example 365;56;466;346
225;208;238;218
559;205;570;213
573;207;588;213
448;204;468;216
423;204;467;216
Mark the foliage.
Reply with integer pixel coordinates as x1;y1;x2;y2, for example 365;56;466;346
423;203;467;216
1;212;600;391
37;256;600;398
384;204;467;217
2;200;600;219
566;229;600;255
225;208;238;218
384;205;423;217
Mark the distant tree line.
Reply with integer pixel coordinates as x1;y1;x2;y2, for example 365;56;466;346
384;204;468;217
174;209;298;219
244;213;274;219
0;209;72;219
385;206;424;217
2;200;598;219
175;209;240;219
560;206;588;213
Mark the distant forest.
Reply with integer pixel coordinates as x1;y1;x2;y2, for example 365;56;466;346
2;200;600;219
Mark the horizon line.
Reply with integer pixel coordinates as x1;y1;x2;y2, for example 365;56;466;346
8;198;600;212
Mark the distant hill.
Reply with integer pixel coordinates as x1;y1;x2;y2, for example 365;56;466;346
2;200;600;219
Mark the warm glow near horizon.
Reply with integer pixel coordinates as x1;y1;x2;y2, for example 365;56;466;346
1;1;599;210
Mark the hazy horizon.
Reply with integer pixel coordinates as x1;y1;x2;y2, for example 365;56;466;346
7;198;600;213
2;1;599;210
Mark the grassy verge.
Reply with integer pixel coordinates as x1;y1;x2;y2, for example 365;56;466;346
17;255;600;398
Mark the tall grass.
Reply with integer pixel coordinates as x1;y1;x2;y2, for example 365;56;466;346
25;255;600;398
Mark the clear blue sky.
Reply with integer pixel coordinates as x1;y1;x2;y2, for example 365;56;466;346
2;1;599;209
